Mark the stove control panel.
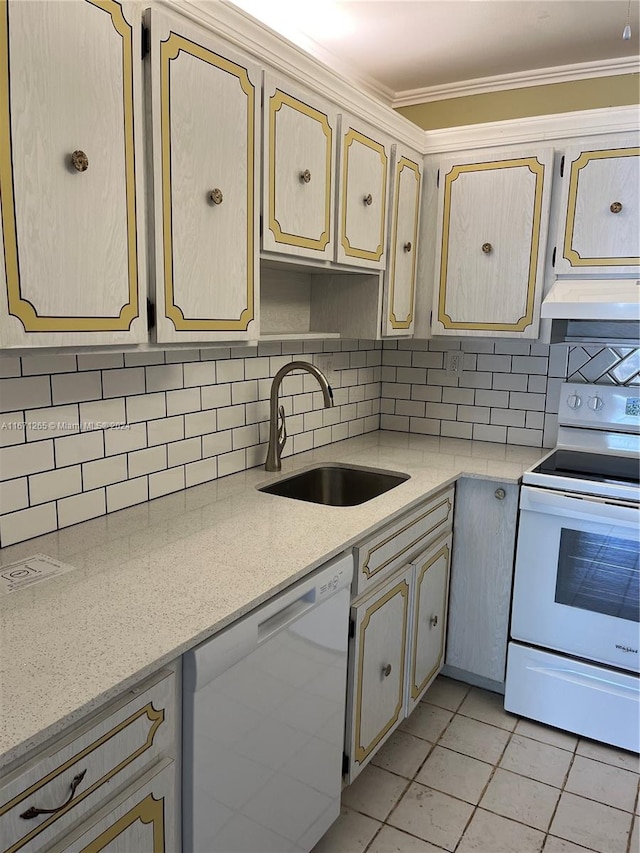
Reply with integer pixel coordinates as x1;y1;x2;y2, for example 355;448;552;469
559;383;640;433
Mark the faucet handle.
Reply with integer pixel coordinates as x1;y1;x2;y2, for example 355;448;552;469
277;405;287;454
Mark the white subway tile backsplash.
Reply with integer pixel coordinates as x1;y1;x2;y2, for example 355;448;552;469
509;392;546;411
491;408;526;427
102;367;145;399
183;361;216;387
25;405;79;441
512;355;548;375
459;371;492;389
0;357;21;378
1;411;26;447
23;353;77;375
184;410;216;438
79;398;126;431
507;427;543;447
477;354;512;373
168;437;201;468
216;359;244;383
165;348;200;363
147;416;184;447
410;417;440;435
149;467;185;499
528;375;547;393
492;373;529;392
83;454;128;490
30;465;82;504
202;431;233;458
166;388;201;417
461;339;494;353
0;478;28;515
58;489;106;528
185;457;217;487
77;353;124;371
218;405;246;431
441;421;472;439
218;449;246;477
494;341;531;356
104;422;147;456
0;376;51;412
55;431;104;468
231;379;258;405
548;345;569;379
442;387;475;405
380;414;409;431
425;402;456;420
107;477;149;513
475;390;509;408
129;445;167;478
124;351;165;367
127;392;166;424
201;383;231;410
232;424;259;450
525;411;545;429
457;405;490;424
473;424;507;443
0;440;54;480
146;364;183;392
0;502;57;546
53;371;101;405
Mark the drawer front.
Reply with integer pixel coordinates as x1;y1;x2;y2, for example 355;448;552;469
0;670;175;853
353;487;454;596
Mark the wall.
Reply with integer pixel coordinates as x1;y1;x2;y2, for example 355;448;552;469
396;74;640;129
380;338;640;448
0;340;381;547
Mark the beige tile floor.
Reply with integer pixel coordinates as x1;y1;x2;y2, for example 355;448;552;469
313;677;640;853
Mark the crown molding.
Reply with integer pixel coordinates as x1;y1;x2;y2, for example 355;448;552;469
393;56;640;108
421;105;640;154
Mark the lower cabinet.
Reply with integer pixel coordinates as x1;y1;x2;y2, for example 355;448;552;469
344;534;451;782
444;478;519;689
51;761;175;853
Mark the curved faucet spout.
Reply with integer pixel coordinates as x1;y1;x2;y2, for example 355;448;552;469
264;361;333;472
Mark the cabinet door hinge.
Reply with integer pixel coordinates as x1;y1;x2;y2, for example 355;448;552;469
141;24;150;59
348;618;355;639
559;155;565;178
552;246;556;267
436;169;440;188
146;297;156;330
342;752;350;776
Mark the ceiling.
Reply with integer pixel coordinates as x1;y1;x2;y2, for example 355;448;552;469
229;1;640;104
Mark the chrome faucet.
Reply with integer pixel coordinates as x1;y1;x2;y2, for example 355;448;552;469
265;361;333;472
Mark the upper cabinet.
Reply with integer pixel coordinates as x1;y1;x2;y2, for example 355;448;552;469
0;0;147;347
555;142;640;277
383;145;422;336
431;147;554;339
147;9;260;342
263;74;337;262
336;116;390;270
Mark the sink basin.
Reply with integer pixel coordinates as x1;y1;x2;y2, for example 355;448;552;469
258;464;409;506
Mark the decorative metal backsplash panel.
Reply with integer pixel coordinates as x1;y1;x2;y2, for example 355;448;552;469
568;346;640;386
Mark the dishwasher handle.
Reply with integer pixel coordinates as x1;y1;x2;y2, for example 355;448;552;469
258;589;316;643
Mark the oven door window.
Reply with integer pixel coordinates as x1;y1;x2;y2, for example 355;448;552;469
555;529;639;622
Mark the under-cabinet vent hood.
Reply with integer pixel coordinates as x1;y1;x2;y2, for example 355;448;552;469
541;279;640;321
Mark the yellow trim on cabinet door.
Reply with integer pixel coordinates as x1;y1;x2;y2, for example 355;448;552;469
340;127;387;261
160;32;255;331
563;147;640;267
268;89;332;250
437;157;545;332
81;793;165;853
0;0;140;332
410;543;450;700
388;157;421;330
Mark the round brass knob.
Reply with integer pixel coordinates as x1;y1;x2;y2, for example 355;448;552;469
70;150;89;172
482;242;493;254
610;201;623;214
381;663;392;678
495;488;506;501
403;241;412;253
299;169;311;184
429;614;438;628
209;188;224;205
363;193;373;206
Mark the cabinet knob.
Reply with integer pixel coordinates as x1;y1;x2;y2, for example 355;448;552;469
610;201;623;214
482;242;493;254
381;663;392;678
299;169;311;184
403;241;412;253
363;193;373;206
429;614;438;628
209;188;224;205
70;150;89;172
494;488;506;501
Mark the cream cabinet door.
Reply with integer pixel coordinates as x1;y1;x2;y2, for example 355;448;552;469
345;568;411;783
555;142;640;276
382;146;422;337
56;761;176;853
336;115;390;270
432;147;554;338
0;0;146;347
406;535;451;715
148;10;260;342
263;74;337;261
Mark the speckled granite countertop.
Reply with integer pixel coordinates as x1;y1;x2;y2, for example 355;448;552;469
0;431;543;770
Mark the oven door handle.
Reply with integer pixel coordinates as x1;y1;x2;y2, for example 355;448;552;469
521;486;639;526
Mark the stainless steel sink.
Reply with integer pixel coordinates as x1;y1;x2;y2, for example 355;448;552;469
258;463;409;506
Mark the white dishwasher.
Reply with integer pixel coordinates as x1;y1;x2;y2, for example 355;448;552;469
182;553;353;853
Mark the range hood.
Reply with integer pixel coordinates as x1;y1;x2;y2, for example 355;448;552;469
541;279;640;321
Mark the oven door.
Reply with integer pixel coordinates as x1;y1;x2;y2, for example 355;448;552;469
511;486;639;672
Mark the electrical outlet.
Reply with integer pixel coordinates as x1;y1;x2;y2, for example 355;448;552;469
315;355;335;384
445;350;462;376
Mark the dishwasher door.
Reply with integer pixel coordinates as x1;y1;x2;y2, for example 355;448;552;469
182;553;353;853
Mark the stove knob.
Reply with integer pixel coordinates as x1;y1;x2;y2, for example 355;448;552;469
567;394;582;409
588;395;604;411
